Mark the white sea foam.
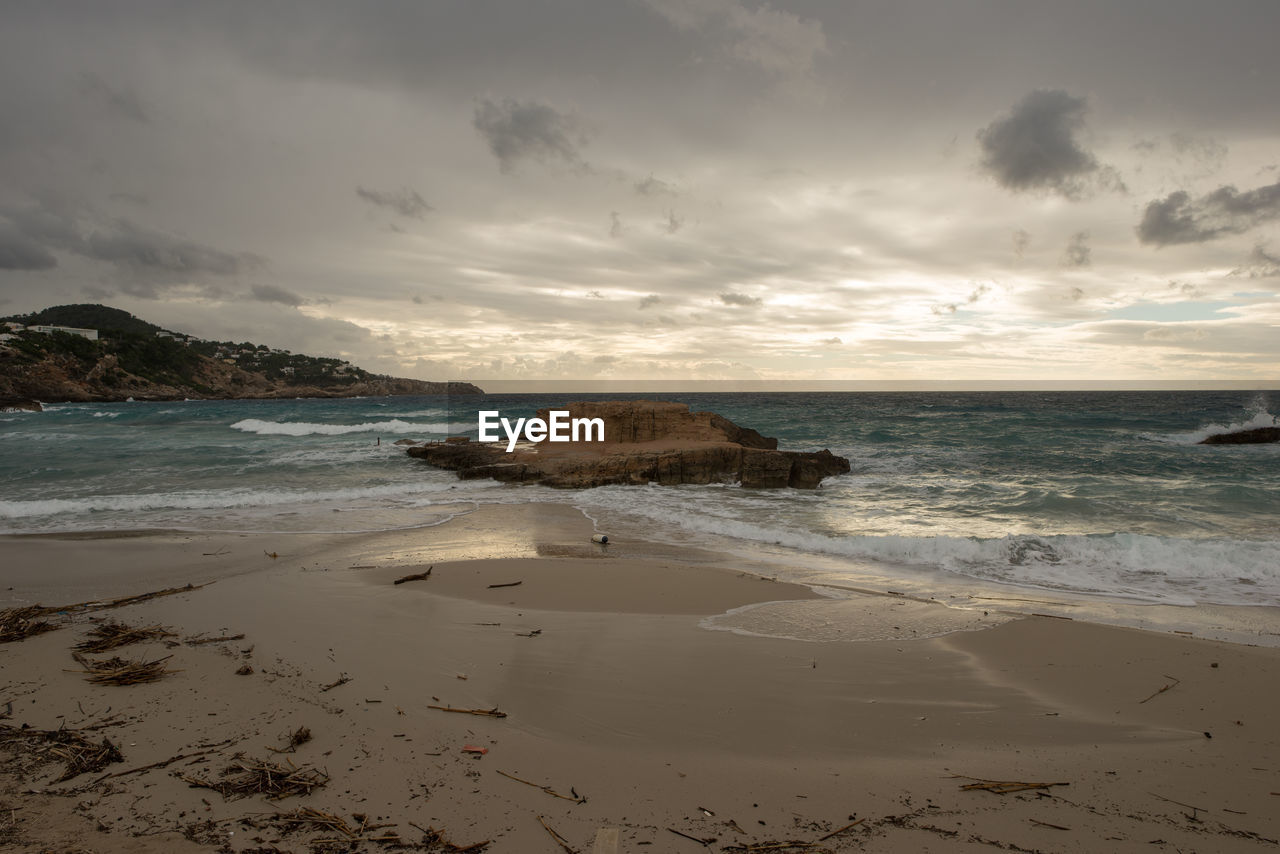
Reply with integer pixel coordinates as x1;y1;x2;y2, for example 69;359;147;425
575;487;1280;606
1150;408;1278;445
230;418;450;436
0;480;465;520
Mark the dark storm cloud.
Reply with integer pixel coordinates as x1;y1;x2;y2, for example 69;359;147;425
356;186;432;219
0;225;58;270
976;90;1120;199
473;98;588;173
1062;231;1091;268
2;204;259;279
1137;180;1280;245
250;283;306;306
77;72;148;123
718;292;762;308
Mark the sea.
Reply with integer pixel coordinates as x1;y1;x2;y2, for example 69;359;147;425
3;390;1279;627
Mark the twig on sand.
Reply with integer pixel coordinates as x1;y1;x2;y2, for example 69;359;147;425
320;674;351;692
1139;675;1181;704
410;821;491;852
185;633;245;646
487;581;522;589
817;818;866;840
266;725;312;754
428;704;507;718
722;842;828;852
538;815;579;853
495;769;585;803
1029;818;1071;830
394;566;433;585
668;827;717;846
952;775;1069;795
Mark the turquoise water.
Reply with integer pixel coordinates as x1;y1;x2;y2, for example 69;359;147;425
2;391;1278;607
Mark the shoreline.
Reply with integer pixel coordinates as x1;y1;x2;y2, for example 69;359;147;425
3;504;1279;852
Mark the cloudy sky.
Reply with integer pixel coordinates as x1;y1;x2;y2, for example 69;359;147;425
2;1;1278;387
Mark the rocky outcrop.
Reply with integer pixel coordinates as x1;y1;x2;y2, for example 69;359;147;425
1199;426;1280;445
407;400;850;489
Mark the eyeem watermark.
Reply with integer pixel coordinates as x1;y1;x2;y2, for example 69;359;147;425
478;410;605;452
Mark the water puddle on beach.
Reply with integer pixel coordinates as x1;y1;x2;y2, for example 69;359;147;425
700;592;1012;643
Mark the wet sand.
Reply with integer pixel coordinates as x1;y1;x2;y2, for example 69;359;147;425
2;503;1279;852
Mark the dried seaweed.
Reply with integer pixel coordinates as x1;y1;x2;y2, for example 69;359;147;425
72;652;176;685
267;726;312;754
180;754;330;801
0;606;58;643
73;621;174;653
0;724;123;781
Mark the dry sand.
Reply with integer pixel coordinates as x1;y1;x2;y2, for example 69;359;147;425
2;503;1278;853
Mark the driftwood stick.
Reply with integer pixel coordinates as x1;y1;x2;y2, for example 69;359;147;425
538;815;578;854
667;827;716;846
186;634;245;646
1139;676;1181;704
394;567;433;585
1029;818;1071;831
427;704;507;718
320;674;351;692
487;581;522;589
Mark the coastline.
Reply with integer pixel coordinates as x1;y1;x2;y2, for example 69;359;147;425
3;504;1279;852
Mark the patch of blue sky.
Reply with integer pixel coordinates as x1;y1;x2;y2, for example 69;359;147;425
1107;301;1238;322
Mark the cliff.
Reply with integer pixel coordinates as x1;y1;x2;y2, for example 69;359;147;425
407;400;850;489
0;304;482;404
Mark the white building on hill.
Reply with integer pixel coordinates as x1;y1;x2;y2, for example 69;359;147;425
27;325;99;340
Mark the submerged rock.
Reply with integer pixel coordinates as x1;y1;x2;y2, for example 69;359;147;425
407;400;850;489
1199;426;1280;445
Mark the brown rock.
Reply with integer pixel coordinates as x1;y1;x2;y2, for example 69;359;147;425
408;400;849;489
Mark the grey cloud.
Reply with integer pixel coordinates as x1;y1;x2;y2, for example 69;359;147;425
822;337;842;345
1012;228;1030;259
639;294;661;309
718;291;761;308
77;72;148;123
1062;231;1091;268
609;211;623;238
662;211;683;234
356;186;432;219
635;176;677;196
1137;180;1280;245
0;225;58;270
932;282;990;315
473;98;588;173
250;283;305;306
644;0;826;82
1232;245;1280;277
977;89;1120;199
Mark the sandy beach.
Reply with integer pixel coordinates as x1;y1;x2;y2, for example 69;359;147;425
2;503;1279;853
